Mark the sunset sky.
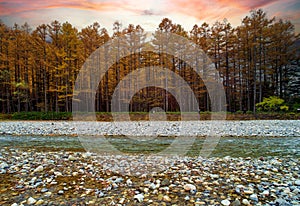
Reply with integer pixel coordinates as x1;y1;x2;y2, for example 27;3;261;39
0;0;299;34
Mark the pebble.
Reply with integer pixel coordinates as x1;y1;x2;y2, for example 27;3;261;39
35;199;44;205
231;199;241;206
134;193;144;202
249;194;258;202
68;155;76;161
163;195;171;202
0;162;9;169
183;184;197;194
40;188;48;193
295;180;300;186
33;165;43;173
126;179;132;186
242;199;250;205
57;190;64;195
221;199;231;206
27;197;37;205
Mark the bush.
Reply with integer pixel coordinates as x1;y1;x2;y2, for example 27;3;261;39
280;105;289;111
291;103;300;112
256;96;288;112
246;110;253;114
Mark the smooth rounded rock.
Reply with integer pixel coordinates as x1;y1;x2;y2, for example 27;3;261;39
221;199;230;206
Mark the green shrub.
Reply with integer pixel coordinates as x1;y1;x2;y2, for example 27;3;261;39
256;96;287;112
246;110;253;114
292;103;300;112
280;105;289;111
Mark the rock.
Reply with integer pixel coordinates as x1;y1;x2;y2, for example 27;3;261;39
249;194;258;202
54;171;62;176
244;188;254;195
275;198;291;206
292;188;300;194
44;191;52;197
33;165;43;173
11;203;18;206
149;183;156;190
41;188;48;193
126;179;132;186
114;177;124;183
57;190;64;195
161;178;170;186
262;190;269;196
242;199;250;205
184;196;190;201
184;184;197;194
72;172;78;176
35;199;44;205
295;180;300;186
163;195;171;202
134;193;144;202
210;174;219;179
221;199;231;206
68;155;76;161
97;191;104;198
232;199;241;206
27;197;37;205
0;162;9;169
119;198;125;204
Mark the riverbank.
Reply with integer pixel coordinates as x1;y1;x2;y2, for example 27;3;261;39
0;120;299;137
0;148;299;205
1;112;300;121
1;120;299;205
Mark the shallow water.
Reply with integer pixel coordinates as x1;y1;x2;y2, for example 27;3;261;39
0;135;299;158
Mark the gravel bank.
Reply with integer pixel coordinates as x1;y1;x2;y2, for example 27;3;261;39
1;120;299;205
0;148;299;205
0;120;300;137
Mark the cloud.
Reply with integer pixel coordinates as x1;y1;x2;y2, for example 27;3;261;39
0;0;299;33
216;0;279;10
166;0;299;31
0;0;127;16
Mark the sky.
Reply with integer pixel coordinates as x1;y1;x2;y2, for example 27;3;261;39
0;0;300;34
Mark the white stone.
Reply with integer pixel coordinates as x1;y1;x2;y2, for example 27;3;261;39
221;199;230;206
27;197;37;205
242;199;250;205
0;162;9;169
33;165;43;173
126;179;132;186
262;190;269;196
163;195;171;202
183;184;196;191
134;194;144;202
210;174;220;179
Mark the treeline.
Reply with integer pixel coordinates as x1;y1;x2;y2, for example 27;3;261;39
0;9;299;113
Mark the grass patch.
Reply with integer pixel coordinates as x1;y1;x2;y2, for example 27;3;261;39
0;111;298;121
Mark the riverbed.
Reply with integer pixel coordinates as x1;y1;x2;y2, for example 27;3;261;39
0;120;299;205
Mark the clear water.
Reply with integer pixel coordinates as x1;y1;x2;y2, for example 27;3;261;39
0;135;299;158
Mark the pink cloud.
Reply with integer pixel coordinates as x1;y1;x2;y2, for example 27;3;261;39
0;0;127;16
167;0;281;22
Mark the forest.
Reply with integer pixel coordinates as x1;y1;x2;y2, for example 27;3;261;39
0;9;299;114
